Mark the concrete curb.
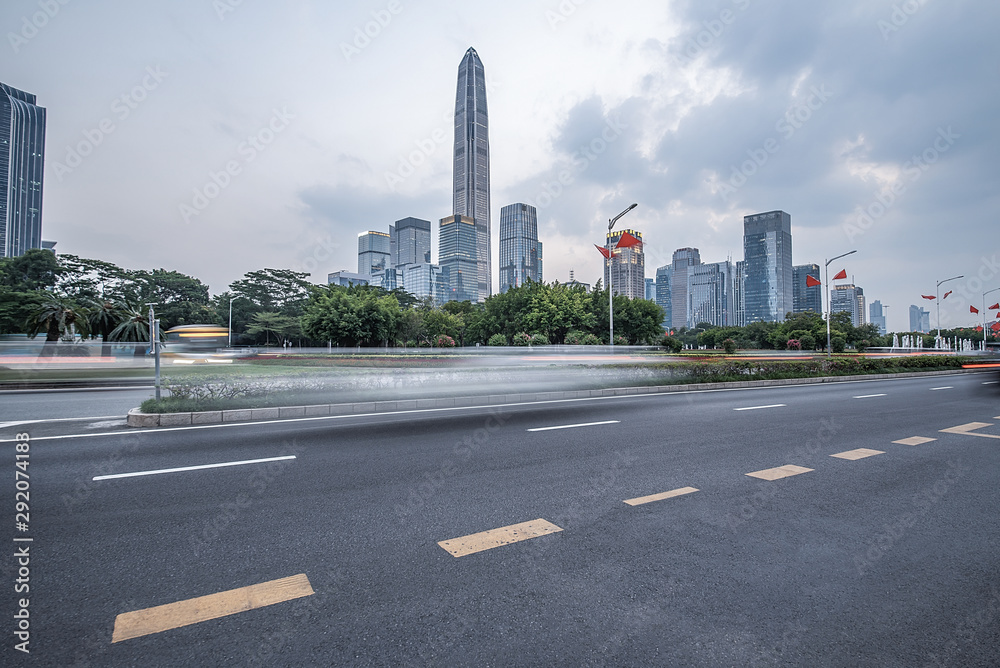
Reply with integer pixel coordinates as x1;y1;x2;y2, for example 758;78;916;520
125;368;984;428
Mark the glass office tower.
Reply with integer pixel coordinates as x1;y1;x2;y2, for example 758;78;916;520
439;215;478;303
1;82;46;258
453;48;491;301
743;210;793;323
793;263;822;314
358;231;391;276
499;203;542;292
391;217;431;268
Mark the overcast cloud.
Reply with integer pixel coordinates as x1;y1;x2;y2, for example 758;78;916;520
4;0;998;331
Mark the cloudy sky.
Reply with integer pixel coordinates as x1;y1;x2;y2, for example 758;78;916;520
4;0;998;332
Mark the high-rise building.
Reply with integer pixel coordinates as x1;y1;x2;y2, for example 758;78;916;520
439;214;478;302
604;229;645;300
909;305;930;333
328;271;371;287
743;210;793;323
402;262;445;303
453;47;490;301
793;264;822;314
1;82;46;258
645;278;655;301
870;300;887;335
391;217;431;268
669;247;701;330
655;264;672;329
358;231;391;276
688;261;735;328
499;203;542;292
831;283;866;328
734;260;746;327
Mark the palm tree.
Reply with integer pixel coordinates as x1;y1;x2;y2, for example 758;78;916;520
86;299;124;358
109;304;152;356
27;295;89;356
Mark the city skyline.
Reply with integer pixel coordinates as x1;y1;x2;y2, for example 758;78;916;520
2;1;997;332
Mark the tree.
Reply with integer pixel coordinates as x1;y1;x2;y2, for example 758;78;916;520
246;311;298;346
27;294;89;355
0;249;63;292
86;299;126;356
300;285;400;347
56;254;130;301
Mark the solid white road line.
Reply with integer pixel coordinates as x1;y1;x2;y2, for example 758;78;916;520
527;420;620;432
0;414;124;428
93;455;296;481
853;394;887;399
930;387;953;391
734;404;786;411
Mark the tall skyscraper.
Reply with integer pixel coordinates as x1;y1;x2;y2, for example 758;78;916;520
645;278;655;301
870;300;887;335
439;215;478;302
1;82;46;258
734;260;746;327
391;217;431;268
669;247;701;330
909;305;930;333
499;203;542;292
688;260;735;328
655;264;672;329
358;231;391;276
743;210;793;323
793;264;822;314
453;47;490;301
831;283;866;328
604;229;645;299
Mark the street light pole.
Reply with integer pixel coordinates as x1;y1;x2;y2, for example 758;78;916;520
607;203;638;348
984;287;1000;348
146;303;160;401
935;275;963;348
825;250;857;357
229;296;234;347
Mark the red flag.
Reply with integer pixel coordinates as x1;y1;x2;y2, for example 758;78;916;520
595;244;611;259
615;231;642;249
971;305;980;314
993;322;1000;333
921;295;936;300
990;302;1000;310
943;290;952;299
833;269;848;280
806;275;821;287
976;325;984;332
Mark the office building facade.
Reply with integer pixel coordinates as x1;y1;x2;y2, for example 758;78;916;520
909;305;930;333
1;82;46;258
743;210;793;323
645;278;655;301
604;229;645;300
793;263;822;314
328;271;371;287
870;300;887;335
687;261;735;328
498;203;542;292
358;231;391;276
831;283;866;328
402;262;445;303
669;247;701;330
439;214;478;302
655;264;672;329
453;47;491;301
391;217;431;268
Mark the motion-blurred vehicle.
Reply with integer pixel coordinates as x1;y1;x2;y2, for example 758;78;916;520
162;324;236;363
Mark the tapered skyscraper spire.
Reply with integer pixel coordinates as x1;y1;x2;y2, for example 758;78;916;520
453;47;490;301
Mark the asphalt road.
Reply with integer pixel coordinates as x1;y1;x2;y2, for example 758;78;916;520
3;372;999;666
0;387;156;425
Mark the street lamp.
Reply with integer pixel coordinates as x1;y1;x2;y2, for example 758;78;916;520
984;286;1000;348
145;303;161;401
935;275;963;348
607;203;638;348
228;296;234;347
825;250;857;356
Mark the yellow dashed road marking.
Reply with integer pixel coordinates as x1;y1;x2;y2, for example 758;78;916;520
831;448;884;460
893;436;936;446
940;422;1000;440
746;464;813;481
438;519;562;558
112;574;314;643
623;486;699;506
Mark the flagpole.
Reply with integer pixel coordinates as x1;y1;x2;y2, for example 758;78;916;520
607;203;638;349
985;287;1000;349
825;250;857;357
935;275;963;348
